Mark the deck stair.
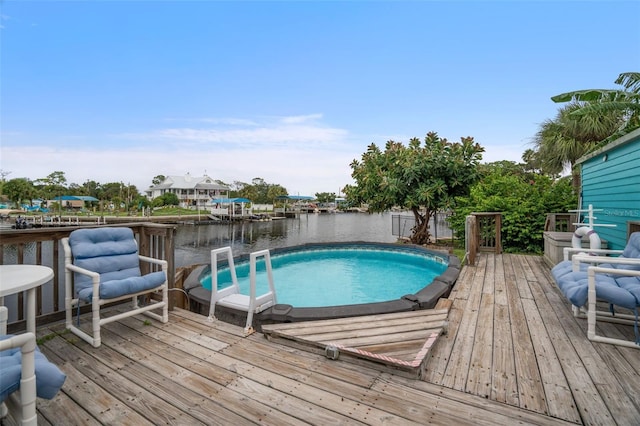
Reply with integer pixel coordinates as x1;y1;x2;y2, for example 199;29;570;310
208;247;277;334
262;299;451;379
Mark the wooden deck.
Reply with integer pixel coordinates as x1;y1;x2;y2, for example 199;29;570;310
262;308;450;378
427;253;640;425
9;253;640;425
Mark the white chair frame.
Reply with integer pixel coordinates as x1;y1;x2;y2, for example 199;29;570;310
0;306;38;426
570;253;640;348
62;237;169;348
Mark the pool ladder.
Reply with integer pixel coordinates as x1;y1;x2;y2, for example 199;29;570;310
207;247;277;335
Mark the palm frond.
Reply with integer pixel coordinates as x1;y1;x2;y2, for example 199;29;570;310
551;89;617;103
615;72;640;93
570;100;640;115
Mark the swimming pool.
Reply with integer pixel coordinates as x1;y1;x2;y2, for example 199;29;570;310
200;244;449;307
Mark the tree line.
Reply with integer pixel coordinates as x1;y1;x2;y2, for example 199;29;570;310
0;171;147;212
0;171;339;212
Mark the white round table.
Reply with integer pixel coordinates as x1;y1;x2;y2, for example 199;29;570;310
0;265;54;334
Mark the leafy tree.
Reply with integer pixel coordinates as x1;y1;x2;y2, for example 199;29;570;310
345;132;484;245
265;183;288;202
152;192;179;207
552;72;640;139
132;195;150;210
122;183;139;209
521;149;544;175
100;182;123;203
315;192;336;204
68;183;82;194
233;180;253;200
3;178;37;207
81;180;102;198
152;175;166;186
235;178;288;203
35;171;68;200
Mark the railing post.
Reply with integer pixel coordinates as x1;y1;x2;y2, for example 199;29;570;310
465;215;477;266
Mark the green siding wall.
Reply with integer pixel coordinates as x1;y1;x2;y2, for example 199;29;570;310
580;132;640;250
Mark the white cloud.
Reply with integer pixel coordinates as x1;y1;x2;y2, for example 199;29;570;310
0;114;359;196
168;117;260;126
0;144;356;196
153;124;347;146
1;113;526;198
280;114;323;124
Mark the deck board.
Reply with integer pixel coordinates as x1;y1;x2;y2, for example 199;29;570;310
9;252;639;425
442;254;486;391
262;309;448;377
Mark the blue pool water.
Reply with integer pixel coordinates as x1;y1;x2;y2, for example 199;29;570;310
201;245;448;308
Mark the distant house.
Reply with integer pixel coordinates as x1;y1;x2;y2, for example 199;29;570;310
577;128;640;250
46;195;94;210
145;173;230;210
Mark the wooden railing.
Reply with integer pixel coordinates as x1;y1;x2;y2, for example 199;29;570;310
545;213;578;232
0;223;176;332
465;212;502;266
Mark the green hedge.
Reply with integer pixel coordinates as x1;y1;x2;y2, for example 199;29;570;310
449;172;577;254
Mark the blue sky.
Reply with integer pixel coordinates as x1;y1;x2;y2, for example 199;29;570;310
2;1;639;196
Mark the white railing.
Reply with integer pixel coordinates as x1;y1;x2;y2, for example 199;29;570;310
208;247;277;334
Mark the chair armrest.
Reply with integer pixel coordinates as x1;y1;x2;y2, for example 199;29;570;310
65;263;101;302
138;255;168;270
0;332;37;353
588;265;640;277
562;246;623;261
65;263;100;279
0;332;37;395
573;254;640;266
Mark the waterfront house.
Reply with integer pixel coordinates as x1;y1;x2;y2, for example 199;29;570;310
145;173;230;210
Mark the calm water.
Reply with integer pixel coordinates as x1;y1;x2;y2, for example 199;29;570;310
175;212;398;268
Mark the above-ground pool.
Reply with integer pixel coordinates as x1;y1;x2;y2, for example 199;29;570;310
201;245;448;307
185;242;461;328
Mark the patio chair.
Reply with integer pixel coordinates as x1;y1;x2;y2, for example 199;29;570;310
552;232;640;348
0;306;66;426
62;227;168;348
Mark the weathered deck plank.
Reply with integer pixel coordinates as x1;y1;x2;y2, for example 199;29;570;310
262;309;448;372
491;253;519;406
525;255;638;425
503;254;549;414
465;252;494;398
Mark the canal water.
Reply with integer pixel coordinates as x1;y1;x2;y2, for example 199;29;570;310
175;212;398;268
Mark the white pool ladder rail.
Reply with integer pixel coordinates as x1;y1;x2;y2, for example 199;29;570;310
208;247;277;334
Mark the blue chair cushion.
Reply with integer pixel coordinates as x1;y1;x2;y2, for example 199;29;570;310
616;276;640;306
76;271;166;302
551;260;583;281
557;270;640;310
69;228;166;302
0;336;66;402
622;232;640;259
557;271;620;308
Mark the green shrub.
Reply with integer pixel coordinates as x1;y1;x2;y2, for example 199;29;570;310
449;171;577;253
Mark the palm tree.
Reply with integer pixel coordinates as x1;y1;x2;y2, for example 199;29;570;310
533;102;624;191
552;72;640;139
